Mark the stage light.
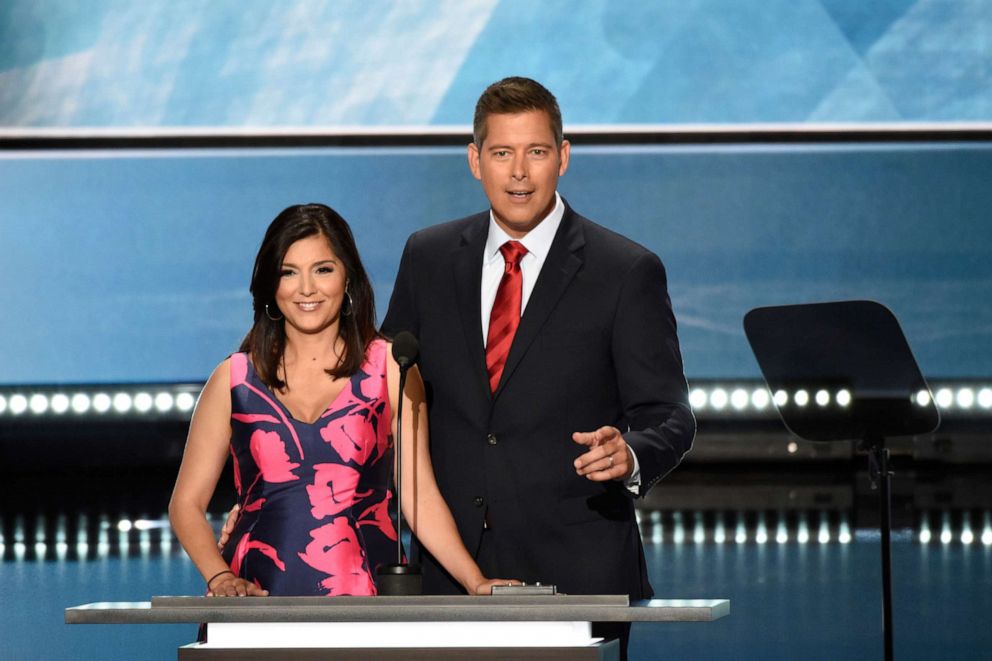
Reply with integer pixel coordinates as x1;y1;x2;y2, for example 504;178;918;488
956;388;975;409
730;388;749;410
961;529;974;545
773;390;788;406
776;523;788;544
0;394;6;414
751;388;770;409
689;388;707;409
797;523;810;544
794;390;809;407
815;389;830;407
693;519;706;544
713;519;726;544
919;528;932;544
838;520;852;544
117;520;133;533
140;529;152;555
134;392;153;413
176;392;196;412
978;388;992;409
940;528;952;544
92;393;112;413
112;392;133;413
735;525;747;545
9;394;28;414
787;441;798;454
29;394;48;414
836;389;852;407
935;388;953;409
982;529;992;546
650;510;662;545
50;393;70;414
154;392;174;412
71;393;91;413
710;388;728;410
673;512;685;544
915;390;932;407
818;518;830;544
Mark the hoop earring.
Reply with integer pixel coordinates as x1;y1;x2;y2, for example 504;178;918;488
342;291;354;317
265;304;283;321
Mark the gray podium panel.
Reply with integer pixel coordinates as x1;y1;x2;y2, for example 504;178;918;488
67;595;729;661
66;595;730;624
178;640;620;661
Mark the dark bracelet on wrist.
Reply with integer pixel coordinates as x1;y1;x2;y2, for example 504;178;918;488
207;570;235;587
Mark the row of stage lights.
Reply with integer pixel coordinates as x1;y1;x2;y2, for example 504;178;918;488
0;388;199;419
0;383;990;420
689;385;992;414
632;510;992;547
2;511;990;561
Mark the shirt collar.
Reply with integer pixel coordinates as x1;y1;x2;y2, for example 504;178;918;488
485;192;564;262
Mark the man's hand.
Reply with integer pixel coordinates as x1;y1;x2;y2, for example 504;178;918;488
572;425;633;481
217;504;240;549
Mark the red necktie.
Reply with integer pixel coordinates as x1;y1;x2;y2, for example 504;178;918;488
485;241;528;393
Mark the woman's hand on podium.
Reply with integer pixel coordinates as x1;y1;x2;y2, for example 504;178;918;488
472;578;523;595
207;572;269;597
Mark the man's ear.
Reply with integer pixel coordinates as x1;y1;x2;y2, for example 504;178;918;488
558;139;571;177
467;142;482;181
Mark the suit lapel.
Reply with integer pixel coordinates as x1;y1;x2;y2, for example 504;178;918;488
452;215;492;401
494;207;585;398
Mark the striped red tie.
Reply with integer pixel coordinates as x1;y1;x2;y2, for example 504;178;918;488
485;241;528;393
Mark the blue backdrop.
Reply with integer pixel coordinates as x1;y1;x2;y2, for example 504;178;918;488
1;0;989;127
2;141;989;384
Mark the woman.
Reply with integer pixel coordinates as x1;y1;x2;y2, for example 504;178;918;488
169;203;511;596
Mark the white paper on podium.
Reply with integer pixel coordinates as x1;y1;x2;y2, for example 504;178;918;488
202;621;598;648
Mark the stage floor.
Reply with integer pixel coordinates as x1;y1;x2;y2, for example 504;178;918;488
2;467;990;660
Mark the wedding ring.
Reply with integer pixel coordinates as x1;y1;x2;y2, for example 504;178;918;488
608;454;614;468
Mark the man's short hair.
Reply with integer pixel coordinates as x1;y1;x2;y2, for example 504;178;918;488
473;77;563;148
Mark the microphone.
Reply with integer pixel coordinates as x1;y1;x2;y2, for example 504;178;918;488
377;331;422;595
391;331;419;371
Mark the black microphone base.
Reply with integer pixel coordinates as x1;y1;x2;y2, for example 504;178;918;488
376;563;423;596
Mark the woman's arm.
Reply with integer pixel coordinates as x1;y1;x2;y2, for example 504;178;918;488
168;359;267;597
385;347;518;595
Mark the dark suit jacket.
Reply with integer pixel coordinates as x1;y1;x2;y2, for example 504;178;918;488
382;202;695;597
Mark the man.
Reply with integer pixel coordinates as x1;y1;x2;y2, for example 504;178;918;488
381;77;695;656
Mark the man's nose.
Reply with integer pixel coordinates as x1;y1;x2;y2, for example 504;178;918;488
511;153;527;179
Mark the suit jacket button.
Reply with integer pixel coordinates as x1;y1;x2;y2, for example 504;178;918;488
473;496;484;507
487;433;497;445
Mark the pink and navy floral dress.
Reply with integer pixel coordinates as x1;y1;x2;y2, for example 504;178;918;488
219;339;399;596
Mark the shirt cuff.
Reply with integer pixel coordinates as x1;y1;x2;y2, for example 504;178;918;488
624;443;641;494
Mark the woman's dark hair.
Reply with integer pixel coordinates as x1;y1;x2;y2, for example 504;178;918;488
239;203;380;390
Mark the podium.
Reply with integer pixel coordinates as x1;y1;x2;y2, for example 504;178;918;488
66;595;729;660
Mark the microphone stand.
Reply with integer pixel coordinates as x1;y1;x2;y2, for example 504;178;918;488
376;335;422;595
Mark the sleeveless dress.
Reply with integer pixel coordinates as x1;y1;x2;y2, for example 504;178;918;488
219;339;399;596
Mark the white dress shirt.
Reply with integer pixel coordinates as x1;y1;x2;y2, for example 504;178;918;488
480;193;565;345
